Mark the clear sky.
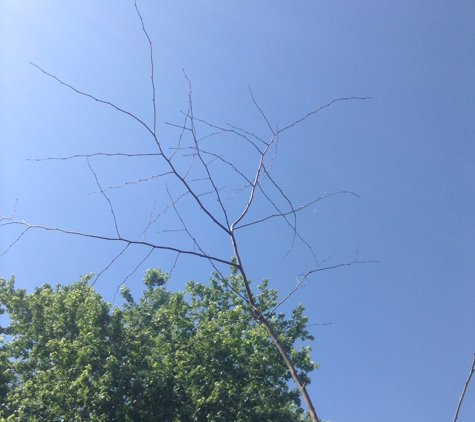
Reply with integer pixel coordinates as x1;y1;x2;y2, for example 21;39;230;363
1;1;474;420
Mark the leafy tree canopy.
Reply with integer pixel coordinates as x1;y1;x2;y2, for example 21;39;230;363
0;267;318;421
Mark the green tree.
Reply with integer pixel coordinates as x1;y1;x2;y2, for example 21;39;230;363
0;267;318;421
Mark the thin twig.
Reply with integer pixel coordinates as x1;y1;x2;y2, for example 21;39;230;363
89;171;173;194
452;353;475;422
271;246;379;314
86;158;120;237
27;152;162;161
142;201;157;241
168;252;180;278
113;247;154;301
235;191;358;229
0;227;30;256
248;86;274;135
11;199;18;219
91;244;130;287
276;97;372;135
29;62;156;138
134;0;157;134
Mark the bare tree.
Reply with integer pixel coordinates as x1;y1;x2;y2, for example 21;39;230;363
0;2;373;420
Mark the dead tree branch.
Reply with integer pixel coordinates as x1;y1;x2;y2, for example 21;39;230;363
0;217;234;267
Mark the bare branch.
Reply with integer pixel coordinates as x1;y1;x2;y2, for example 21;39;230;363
11;199;18;219
113;247;155;301
0;216;234;267
191;118;265;154
226;122;267;146
230;133;276;230
168;252;180;278
142;190;190;235
134;0;157;134
182;72;231;227
29;65;230;234
29;62;156;139
235;191;359;230
167;114;190;161
256;166;316;261
271;246;379;314
27;152;162;161
0;226;30;257
158;124;232;234
86;158;121;237
141;201;157;241
452;353;475;422
166;182;202;254
248;86;275;135
276;97;372;135
90;171;173;194
186;147;252;187
91;243;130;287
163;183;248;303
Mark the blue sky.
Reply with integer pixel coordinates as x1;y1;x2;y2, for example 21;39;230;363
1;1;474;420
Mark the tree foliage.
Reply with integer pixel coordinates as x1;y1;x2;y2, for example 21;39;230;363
0;267;318;421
